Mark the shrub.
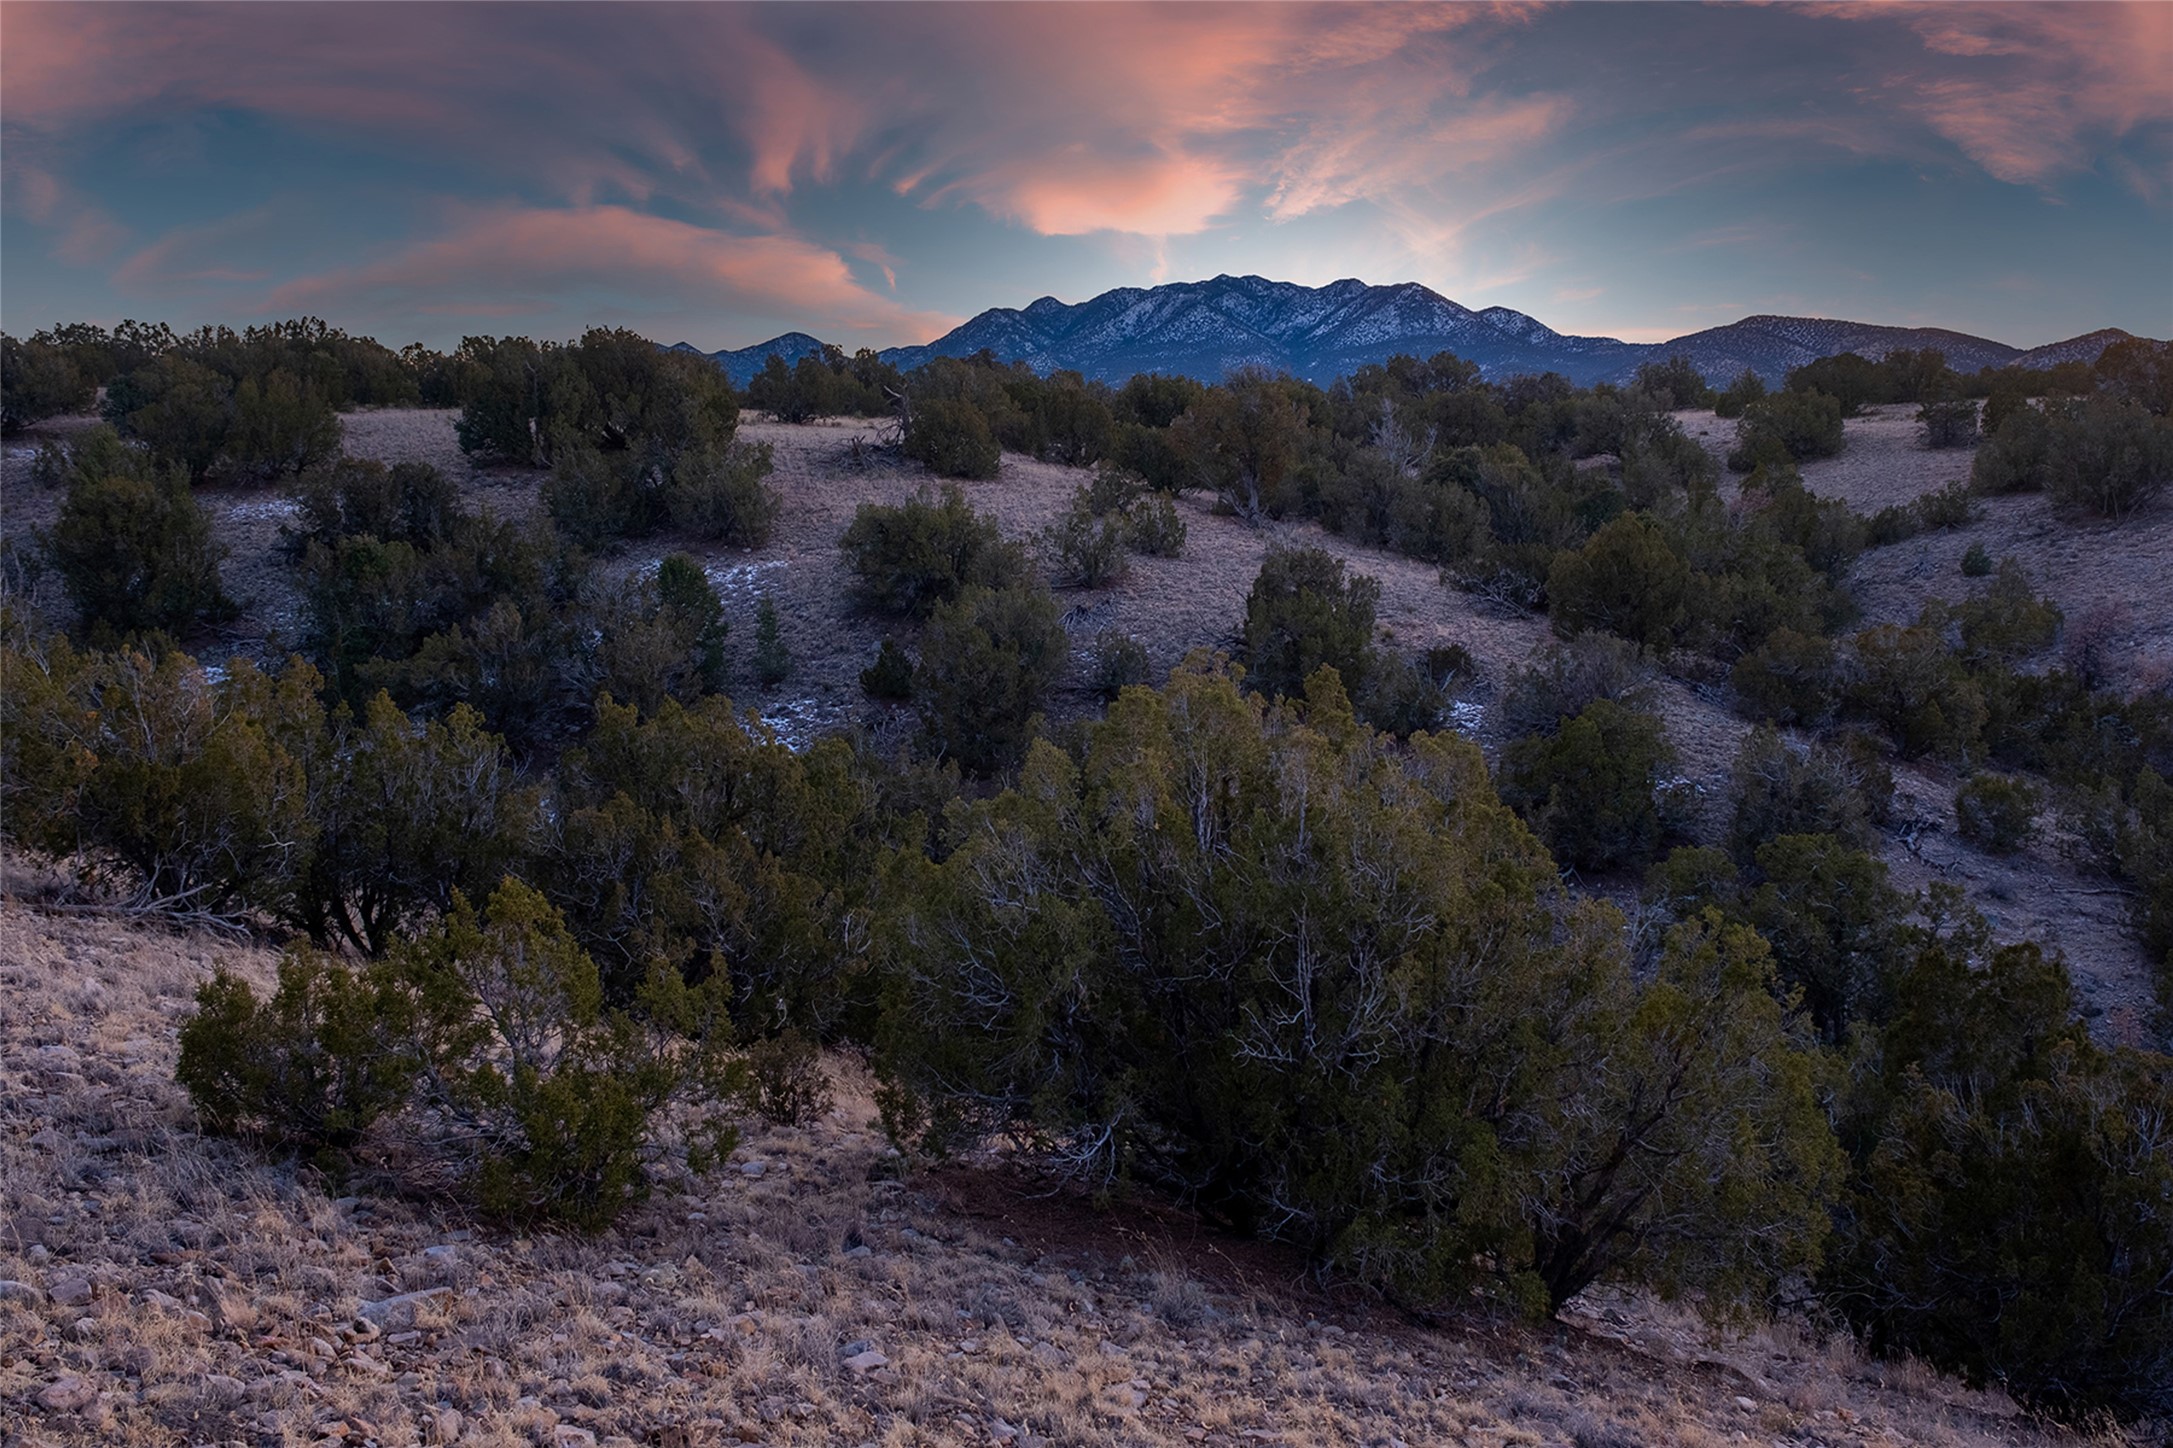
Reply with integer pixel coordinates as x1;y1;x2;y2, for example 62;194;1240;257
666;441;779;546
225;369;342;481
102;355;233;480
1630;354;1713;411
1713;368;1766;420
1168;375;1307;520
1545;512;1691;649
1041;487;1130;588
1242;546;1379;701
1954;772;2041;854
1848;623;1986;761
179;878;742;1227
1865;504;1921;546
1833;938;2173;1418
2042;398;2173;520
1355;651;1449;738
2118;770;2173;1002
1084;629;1151;700
1743;833;1907;1040
904;397;1001;479
1916;397;1979;449
177;951;419;1151
46;432;234;641
1913;480;1976;530
1498;634;1652;739
1728;725;1885;861
753;596;790;688
1731;627;1845;726
877;662;1838;1318
741;1029;833;1125
1960;541;1992;576
838;486;1028;617
861;638;915;701
542;439;652;545
1728;392;1845;471
588;555;731;713
294;457;465;551
1500;699;1679;873
1;333;95;432
1970;401;2052;494
913;583;1066;773
1126;492;1187;557
1952;559;2061;665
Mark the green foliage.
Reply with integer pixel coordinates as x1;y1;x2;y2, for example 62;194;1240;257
913;583;1066;774
45;428;233;641
451;329;739;470
225;369;343;481
1743;833;1907;1041
589;555;731;714
1169;373;1308;519
741;1029;833;1125
1084;629;1151;701
1916;397;1978;449
1040;485;1131;588
1125;490;1188;557
177;952;419;1150
860;638;915;701
1847;624;1986;761
1;332;96;432
546;695;869;1028
746;347;902;422
414;880;741;1226
838;486;1029;617
1630;354;1713;411
1;646;318;917
1728;725;1887;862
1731;627;1846;726
1832;936;2173;1418
877;662;1838;1317
1948;559;2060;665
1497;634;1652;739
1545;512;1691;649
665;441;779;546
1728;392;1846;470
1953;772;2040;854
1959;541;1992;577
904;397;1002;479
1501;699;1680;873
178;878;743;1228
2117;770;2173;1004
294;457;465;551
1912;480;1976;530
753;595;790;688
1712;368;1766;419
1242;545;1379;701
1975;396;2173;518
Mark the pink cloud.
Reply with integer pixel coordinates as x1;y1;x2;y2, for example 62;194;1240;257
262;205;957;344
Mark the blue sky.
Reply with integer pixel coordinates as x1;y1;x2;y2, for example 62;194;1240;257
4;2;2168;352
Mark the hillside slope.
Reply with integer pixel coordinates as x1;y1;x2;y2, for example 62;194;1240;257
0;894;2116;1448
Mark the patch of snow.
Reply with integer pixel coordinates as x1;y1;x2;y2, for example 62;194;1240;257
1447;699;1486;735
224;497;300;523
702;558;790;599
756;692;855;753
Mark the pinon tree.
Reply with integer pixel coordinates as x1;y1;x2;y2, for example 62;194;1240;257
877;658;1838;1318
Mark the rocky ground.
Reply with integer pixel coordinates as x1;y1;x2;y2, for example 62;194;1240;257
0;890;2128;1448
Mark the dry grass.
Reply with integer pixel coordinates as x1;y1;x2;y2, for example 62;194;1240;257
0;892;2129;1448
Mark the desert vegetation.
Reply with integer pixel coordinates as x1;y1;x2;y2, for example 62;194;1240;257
4;318;2172;1438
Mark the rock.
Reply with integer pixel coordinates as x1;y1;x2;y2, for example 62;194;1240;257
1104;1382;1148;1413
207;1287;258;1332
431;1407;466;1444
842;1349;889;1375
740;1160;767;1178
0;1279;42;1305
141;1288;185;1310
1097;1339;1127;1358
1029;1341;1069;1368
357;1286;450;1328
552;1429;598;1448
844;1245;873;1259
1734;1395;1757;1412
48;1273;93;1307
838;1338;875;1358
37;1375;97;1412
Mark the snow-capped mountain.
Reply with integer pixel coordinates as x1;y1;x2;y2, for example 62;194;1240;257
685;276;2148;387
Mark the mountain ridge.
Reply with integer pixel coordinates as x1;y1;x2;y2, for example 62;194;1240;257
690;274;2150;388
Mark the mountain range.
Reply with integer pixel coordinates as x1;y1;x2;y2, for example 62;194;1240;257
675;274;2148;389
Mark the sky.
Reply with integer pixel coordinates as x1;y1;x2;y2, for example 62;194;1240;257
3;1;2169;354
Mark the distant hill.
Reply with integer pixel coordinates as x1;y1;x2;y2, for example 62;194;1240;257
680;275;2149;387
